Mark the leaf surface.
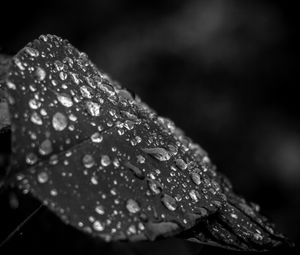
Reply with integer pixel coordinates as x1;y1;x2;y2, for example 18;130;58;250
2;35;291;250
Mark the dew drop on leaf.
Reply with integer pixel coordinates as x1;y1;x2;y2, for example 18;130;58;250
6;81;16;90
25;47;39;57
147;179;163;195
95;205;105;215
38;139;53;155
86;101;100;116
56;93;73;107
100;155;111;167
37;172;49;183
126;199;140;214
82;154;95;168
28;99;41;109
142;147;171;161
189;189;200;202
35;67;46;81
161;194;177;211
52;112;68;131
25;152;38;165
191;172;201;185
90;132;103;143
174;158;187;170
93;221;104;232
30;112;43;125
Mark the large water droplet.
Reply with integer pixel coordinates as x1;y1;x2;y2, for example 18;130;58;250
93;221;104;231
147;179;162;194
70;72;80;85
30;112;43;125
82;154;95;168
52;112;68;131
28;99;41;109
86;101;100;116
101;155;111;167
191;172;201;185
25;47;39;57
189;189;200;202
35;67;46;81
80;85;93;98
14;58;25;70
6;81;16;90
59;72;68;81
37;172;49;183
57;93;73;107
90;132;103;143
137;155;145;164
174;158;187;170
142;148;171;161
39;139;53;155
54;60;64;71
95;205;105;215
161;194;177;211
124;162;144;179
126;199;140;214
26;152;38;165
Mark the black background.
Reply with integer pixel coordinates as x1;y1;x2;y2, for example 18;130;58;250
0;0;298;254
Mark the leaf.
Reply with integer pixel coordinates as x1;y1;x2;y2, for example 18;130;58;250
1;35;292;250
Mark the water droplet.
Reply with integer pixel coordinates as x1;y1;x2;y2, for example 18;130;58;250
14;58;25;70
101;155;111;167
39;139;53;155
126;199;140;214
25;47;39;57
6;81;16;90
59;71;68;81
70;72;80;84
56;93;73;107
168;144;178;156
50;189;58;196
54;60;64;71
82;154;95;168
124;162;144;179
91;176;98;185
49;155;58;165
26;153;38;165
142;148;171;161
189;189;200;202
80;85;93;98
35;67;46;81
253;233;263;241
28;99;41;109
137;155;145;164
127;224;137;235
93;221;104;231
30;112;43;125
174;158;187;170
191;172;201;185
86;101;100;116
124;120;135;130
52;112;68;131
90;132;103;143
161;194;177;211
95;205;105;215
231;213;238;219
37;172;49;183
69;114;77;122
29;84;37;92
147;179;162;194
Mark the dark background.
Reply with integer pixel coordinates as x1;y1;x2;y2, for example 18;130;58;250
0;0;298;254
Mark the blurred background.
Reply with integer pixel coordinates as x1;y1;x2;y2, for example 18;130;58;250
0;0;298;254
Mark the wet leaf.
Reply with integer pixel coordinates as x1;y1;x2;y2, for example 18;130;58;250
1;35;292;250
